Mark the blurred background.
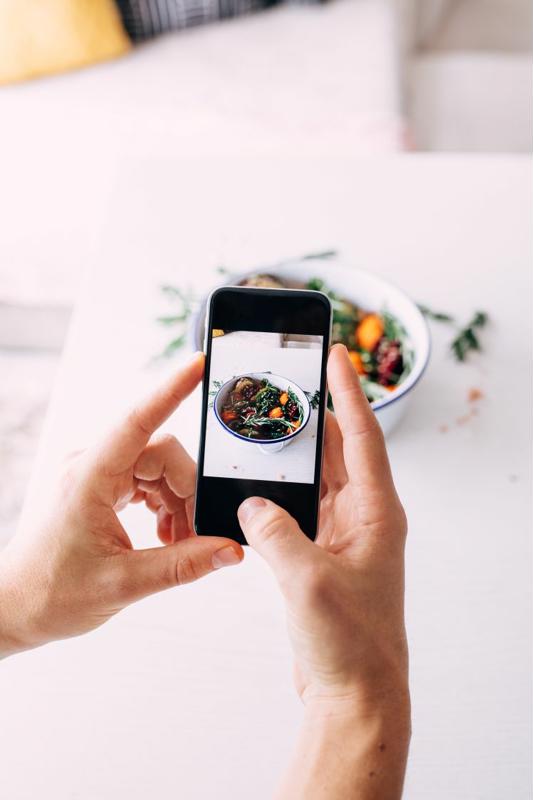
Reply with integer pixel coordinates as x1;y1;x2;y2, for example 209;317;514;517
0;4;531;798
0;0;531;541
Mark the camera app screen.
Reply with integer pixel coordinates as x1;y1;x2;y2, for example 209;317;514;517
203;329;324;484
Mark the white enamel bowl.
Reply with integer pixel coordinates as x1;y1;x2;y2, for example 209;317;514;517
192;261;431;437
214;372;311;454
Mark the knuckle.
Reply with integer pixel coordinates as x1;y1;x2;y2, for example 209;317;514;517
364;414;385;441
128;406;152;438
251;511;285;545
175;553;201;586
397;501;408;538
154;432;178;449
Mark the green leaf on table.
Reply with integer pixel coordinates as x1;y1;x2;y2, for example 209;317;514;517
418;303;455;323
156;314;190;325
162;334;186;357
301;250;338;261
450;310;489;362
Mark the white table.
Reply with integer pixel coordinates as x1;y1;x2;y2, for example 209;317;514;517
1;156;531;799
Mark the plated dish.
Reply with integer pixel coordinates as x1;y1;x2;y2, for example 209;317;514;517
237;274;413;404
218;376;304;440
214;372;311;447
192;261;431;436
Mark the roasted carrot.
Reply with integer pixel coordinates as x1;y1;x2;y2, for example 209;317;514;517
279;392;289;406
356;313;384;351
268;407;283;419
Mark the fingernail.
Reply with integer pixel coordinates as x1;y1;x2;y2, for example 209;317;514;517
238;497;267;526
212;546;242;570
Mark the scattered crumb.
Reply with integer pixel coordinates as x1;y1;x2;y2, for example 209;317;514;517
278;474;286;481
468;387;484;403
378;743;386;752
440;388;484;431
231;465;238;470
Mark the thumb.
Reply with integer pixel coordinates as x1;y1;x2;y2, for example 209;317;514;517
238;497;316;583
118;536;244;603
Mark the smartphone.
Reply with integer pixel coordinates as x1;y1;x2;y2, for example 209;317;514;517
194;286;331;544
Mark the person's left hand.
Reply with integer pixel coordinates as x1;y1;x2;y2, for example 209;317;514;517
0;353;243;657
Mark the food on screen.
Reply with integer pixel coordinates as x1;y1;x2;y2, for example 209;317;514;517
217;376;304;441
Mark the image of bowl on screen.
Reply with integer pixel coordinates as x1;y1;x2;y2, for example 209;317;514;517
214;373;311;453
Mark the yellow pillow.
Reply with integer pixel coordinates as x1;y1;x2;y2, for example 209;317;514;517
0;0;131;85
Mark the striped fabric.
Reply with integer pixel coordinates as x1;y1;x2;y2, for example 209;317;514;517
116;0;282;40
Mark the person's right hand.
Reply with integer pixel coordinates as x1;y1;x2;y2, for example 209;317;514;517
237;343;409;713
238;344;410;797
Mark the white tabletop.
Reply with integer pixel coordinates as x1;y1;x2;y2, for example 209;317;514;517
1;156;531;799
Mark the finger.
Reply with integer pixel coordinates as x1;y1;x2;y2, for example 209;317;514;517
144;489;163;514
152;498;192;542
159;478;184;515
118;536;244;603
170;502;194;543
237;497;317;586
91;352;204;475
322;411;348;491
138;475;188;514
129;489;146;504
327;344;394;491
134;433;196;501
156;506;173;544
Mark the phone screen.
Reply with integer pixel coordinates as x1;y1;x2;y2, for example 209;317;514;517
195;286;331;543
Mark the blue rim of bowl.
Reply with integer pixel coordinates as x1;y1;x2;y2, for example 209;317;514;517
213;375;311;444
192;265;432;414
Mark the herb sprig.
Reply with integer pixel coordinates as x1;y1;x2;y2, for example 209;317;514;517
157;286;197;358
417;304;455;323
419;304;489;362
450;312;488;362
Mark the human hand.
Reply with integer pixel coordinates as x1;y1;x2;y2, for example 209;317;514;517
0;354;243;657
238;344;408;708
238;344;409;797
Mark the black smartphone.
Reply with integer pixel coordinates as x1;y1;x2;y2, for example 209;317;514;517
194;286;331;544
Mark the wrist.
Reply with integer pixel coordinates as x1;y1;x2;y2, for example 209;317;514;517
0;549;45;658
303;683;411;737
301;661;410;718
278;683;410;800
